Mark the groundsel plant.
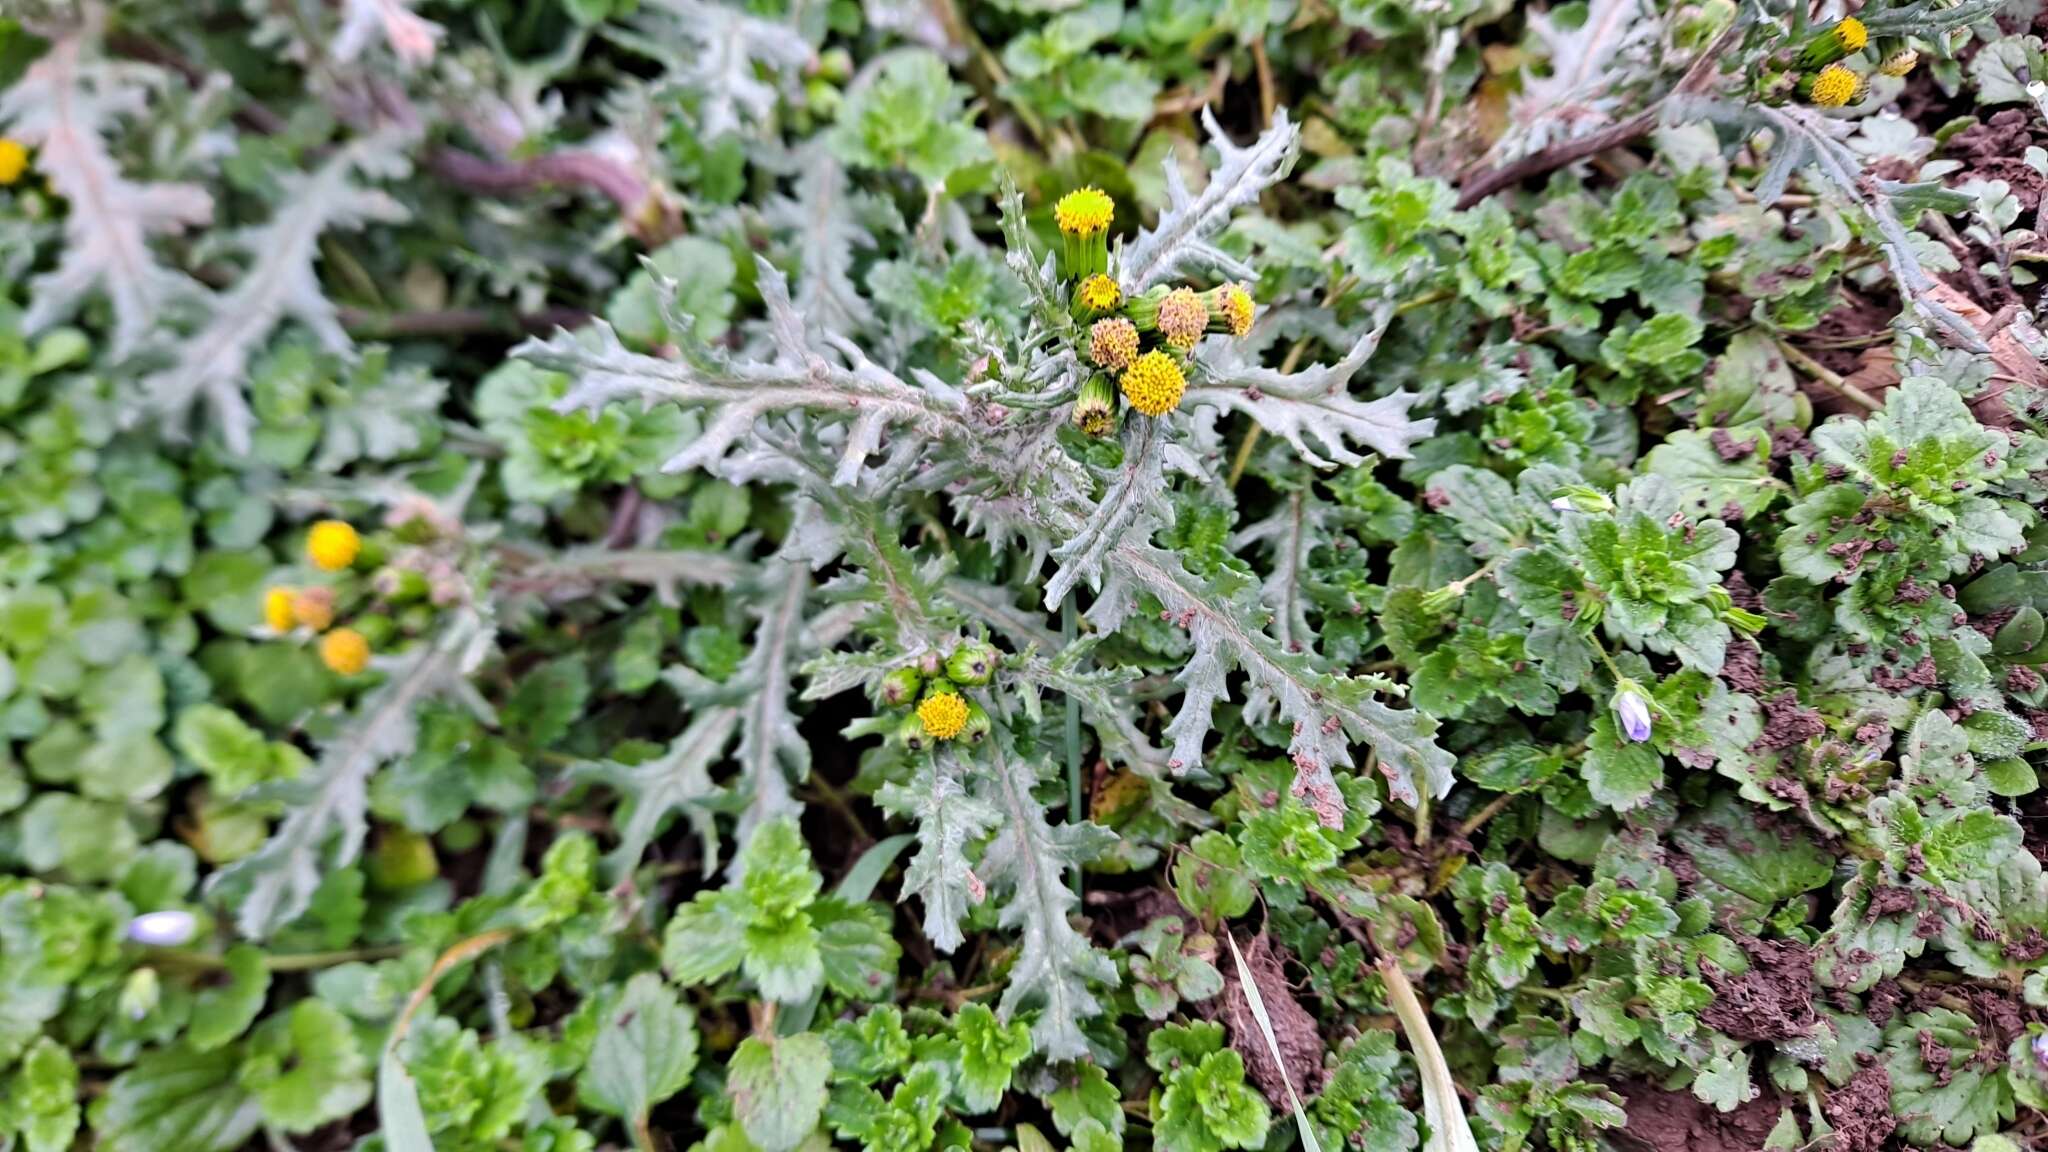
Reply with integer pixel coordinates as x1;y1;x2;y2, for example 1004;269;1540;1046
519;108;1451;1053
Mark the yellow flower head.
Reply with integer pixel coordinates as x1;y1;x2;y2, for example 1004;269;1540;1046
289;587;336;632
1088;316;1141;371
1120;351;1186;418
1880;47;1919;77
0;139;27;186
1835;17;1867;53
1216;282;1256;338
1055;187;1115;237
1077;273;1122;312
917;692;970;741
306;520;360;571
1809;63;1863;108
264;587;296;633
1156;288;1209;351
320;628;371;676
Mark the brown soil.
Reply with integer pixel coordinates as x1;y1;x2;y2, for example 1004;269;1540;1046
1947;109;2047;212
1753;690;1826;752
1798;290;1895;388
1610;1081;1785;1152
1701;937;1817;1043
1720;642;1766;695
1220;932;1326;1100
1822;1063;1896;1152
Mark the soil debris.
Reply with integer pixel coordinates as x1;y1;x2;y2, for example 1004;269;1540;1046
1220;932;1326;1100
1610;1080;1785;1152
1822;1062;1896;1152
1701;936;1816;1043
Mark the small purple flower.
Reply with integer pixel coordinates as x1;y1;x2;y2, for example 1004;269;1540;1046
2033;1031;2048;1071
126;910;198;947
1614;688;1653;743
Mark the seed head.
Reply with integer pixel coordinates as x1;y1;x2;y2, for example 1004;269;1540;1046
1088;316;1140;371
1156;288;1209;350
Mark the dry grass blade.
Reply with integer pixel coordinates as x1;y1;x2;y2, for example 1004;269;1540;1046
1226;932;1322;1152
1378;958;1479;1152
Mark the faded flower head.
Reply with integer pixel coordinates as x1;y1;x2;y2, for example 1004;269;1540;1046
290;586;336;632
1879;46;1919;77
307;520;361;571
918;691;970;741
321;627;371;676
1055;187;1115;236
1077;273;1122;312
1156;288;1209;350
1120;350;1186;418
126;910;198;947
0;138;27;185
1808;63;1863;108
1088;316;1140;371
1212;282;1255;337
1613;684;1653;743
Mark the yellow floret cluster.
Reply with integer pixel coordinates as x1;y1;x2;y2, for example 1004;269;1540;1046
1055;187;1115;236
1809;63;1861;108
917;692;970;741
0;139;28;186
320;628;371;677
307;520;361;571
1077;273;1122;311
1120;351;1186;418
1835;17;1867;53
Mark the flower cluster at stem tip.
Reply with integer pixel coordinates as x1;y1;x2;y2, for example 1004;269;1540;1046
1053;187;1258;435
1796;15;1917;107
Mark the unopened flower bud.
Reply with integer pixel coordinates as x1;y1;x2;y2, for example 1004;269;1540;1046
126;909;198;947
1613;684;1654;743
946;639;1000;686
879;666;924;707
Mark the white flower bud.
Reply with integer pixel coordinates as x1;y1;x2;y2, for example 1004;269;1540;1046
126;909;198;947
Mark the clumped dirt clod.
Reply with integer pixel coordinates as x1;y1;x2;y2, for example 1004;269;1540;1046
1823;1063;1896;1152
1701;936;1817;1043
1611;1081;1785;1152
1220;932;1326;1100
